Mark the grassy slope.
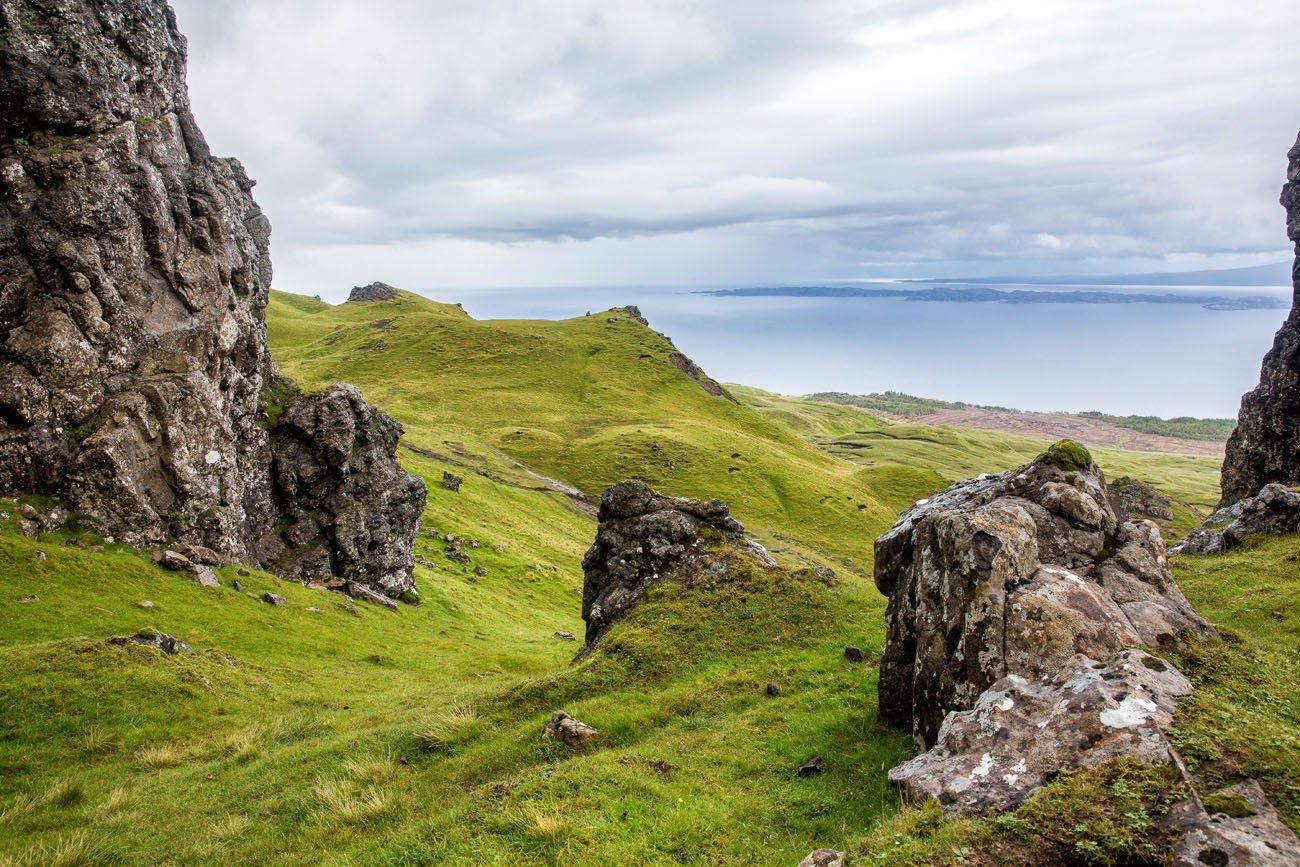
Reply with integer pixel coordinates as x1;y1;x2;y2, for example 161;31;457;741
733;385;1220;540
0;288;1286;866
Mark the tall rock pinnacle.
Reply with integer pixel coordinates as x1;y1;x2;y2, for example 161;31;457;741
1220;132;1300;505
0;0;425;597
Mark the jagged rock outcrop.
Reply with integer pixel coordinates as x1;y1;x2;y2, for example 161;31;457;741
263;384;425;594
1108;475;1174;522
0;0;423;597
875;441;1215;748
888;650;1191;811
581;480;753;646
1175;482;1300;554
347;281;401;303
1219;132;1300;506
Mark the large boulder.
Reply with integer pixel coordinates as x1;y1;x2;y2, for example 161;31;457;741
1174;483;1300;555
580;480;748;646
1220;132;1300;506
0;0;423;597
263;384;424;596
1163;780;1300;866
887;650;1191;812
875;441;1215;748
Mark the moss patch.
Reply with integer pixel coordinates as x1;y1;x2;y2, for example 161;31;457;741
1044;439;1094;472
1203;791;1255;818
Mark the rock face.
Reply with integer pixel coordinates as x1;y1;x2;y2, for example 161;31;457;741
875;441;1215;748
1163;780;1300;866
346;281;401;303
888;650;1191;812
0;0;423;597
1220;133;1300;506
1108;476;1174;522
264;384;424;594
581;480;745;646
1175;483;1300;555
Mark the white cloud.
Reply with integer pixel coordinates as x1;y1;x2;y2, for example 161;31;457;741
171;0;1300;297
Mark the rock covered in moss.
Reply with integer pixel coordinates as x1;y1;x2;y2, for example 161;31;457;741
888;651;1190;812
1220;132;1300;506
875;440;1215;748
580;480;747;646
0;1;423;600
1162;780;1300;866
542;710;598;748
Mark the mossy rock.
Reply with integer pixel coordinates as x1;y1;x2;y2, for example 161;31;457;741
1202;790;1255;818
1043;439;1093;472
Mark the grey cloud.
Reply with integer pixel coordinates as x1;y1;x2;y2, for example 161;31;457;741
171;0;1300;292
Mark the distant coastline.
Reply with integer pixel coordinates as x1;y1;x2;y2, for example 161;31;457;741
696;284;1286;311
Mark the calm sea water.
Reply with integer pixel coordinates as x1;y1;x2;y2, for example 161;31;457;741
439;283;1291;418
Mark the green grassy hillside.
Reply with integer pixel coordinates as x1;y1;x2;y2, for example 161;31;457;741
733;385;1221;539
0;288;1285;866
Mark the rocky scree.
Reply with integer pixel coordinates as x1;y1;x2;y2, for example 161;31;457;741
0;0;424;598
581;480;764;647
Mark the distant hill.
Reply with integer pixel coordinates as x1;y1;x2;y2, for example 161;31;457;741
927;261;1292;288
807;390;1235;450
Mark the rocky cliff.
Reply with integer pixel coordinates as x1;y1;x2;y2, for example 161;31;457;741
1220;132;1300;506
0;0;423;596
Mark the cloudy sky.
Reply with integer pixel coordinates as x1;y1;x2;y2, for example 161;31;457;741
172;0;1300;298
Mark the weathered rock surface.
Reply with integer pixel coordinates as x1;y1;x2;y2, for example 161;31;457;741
1163;780;1300;866
263;384;424;595
110;629;191;654
0;0;423;597
542;710;598;748
1175;483;1300;555
346;281;402;303
796;849;845;867
875;441;1215;747
1220;132;1300;506
580;480;746;646
1108;475;1174;522
888;651;1191;812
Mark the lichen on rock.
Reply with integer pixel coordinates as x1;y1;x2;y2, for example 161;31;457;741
874;441;1215;749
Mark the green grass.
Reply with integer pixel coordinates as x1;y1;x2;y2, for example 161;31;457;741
0;287;1285;865
734;385;1220;536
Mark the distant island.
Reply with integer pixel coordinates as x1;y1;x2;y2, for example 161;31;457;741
697;284;1286;311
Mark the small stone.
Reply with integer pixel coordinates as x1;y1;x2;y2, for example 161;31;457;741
190;565;220;588
543;710;599;748
442;471;463;492
156;550;192;571
765;682;780;697
469;540;480;549
137;600;153;608
110;630;191;655
796;756;825;777
17;594;37;603
233;579;244;592
474;565;488;576
306;606;321;612
842;646;865;664
34;551;46;562
262;592;285;606
798;850;845;867
493;544;505;553
553;631;576;641
237;567;251;577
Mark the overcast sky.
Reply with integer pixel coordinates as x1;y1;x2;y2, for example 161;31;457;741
171;0;1300;298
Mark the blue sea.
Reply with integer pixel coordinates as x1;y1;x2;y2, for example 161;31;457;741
442;283;1291;419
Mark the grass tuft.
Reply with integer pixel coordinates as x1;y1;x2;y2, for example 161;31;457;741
313;777;391;823
411;704;482;753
